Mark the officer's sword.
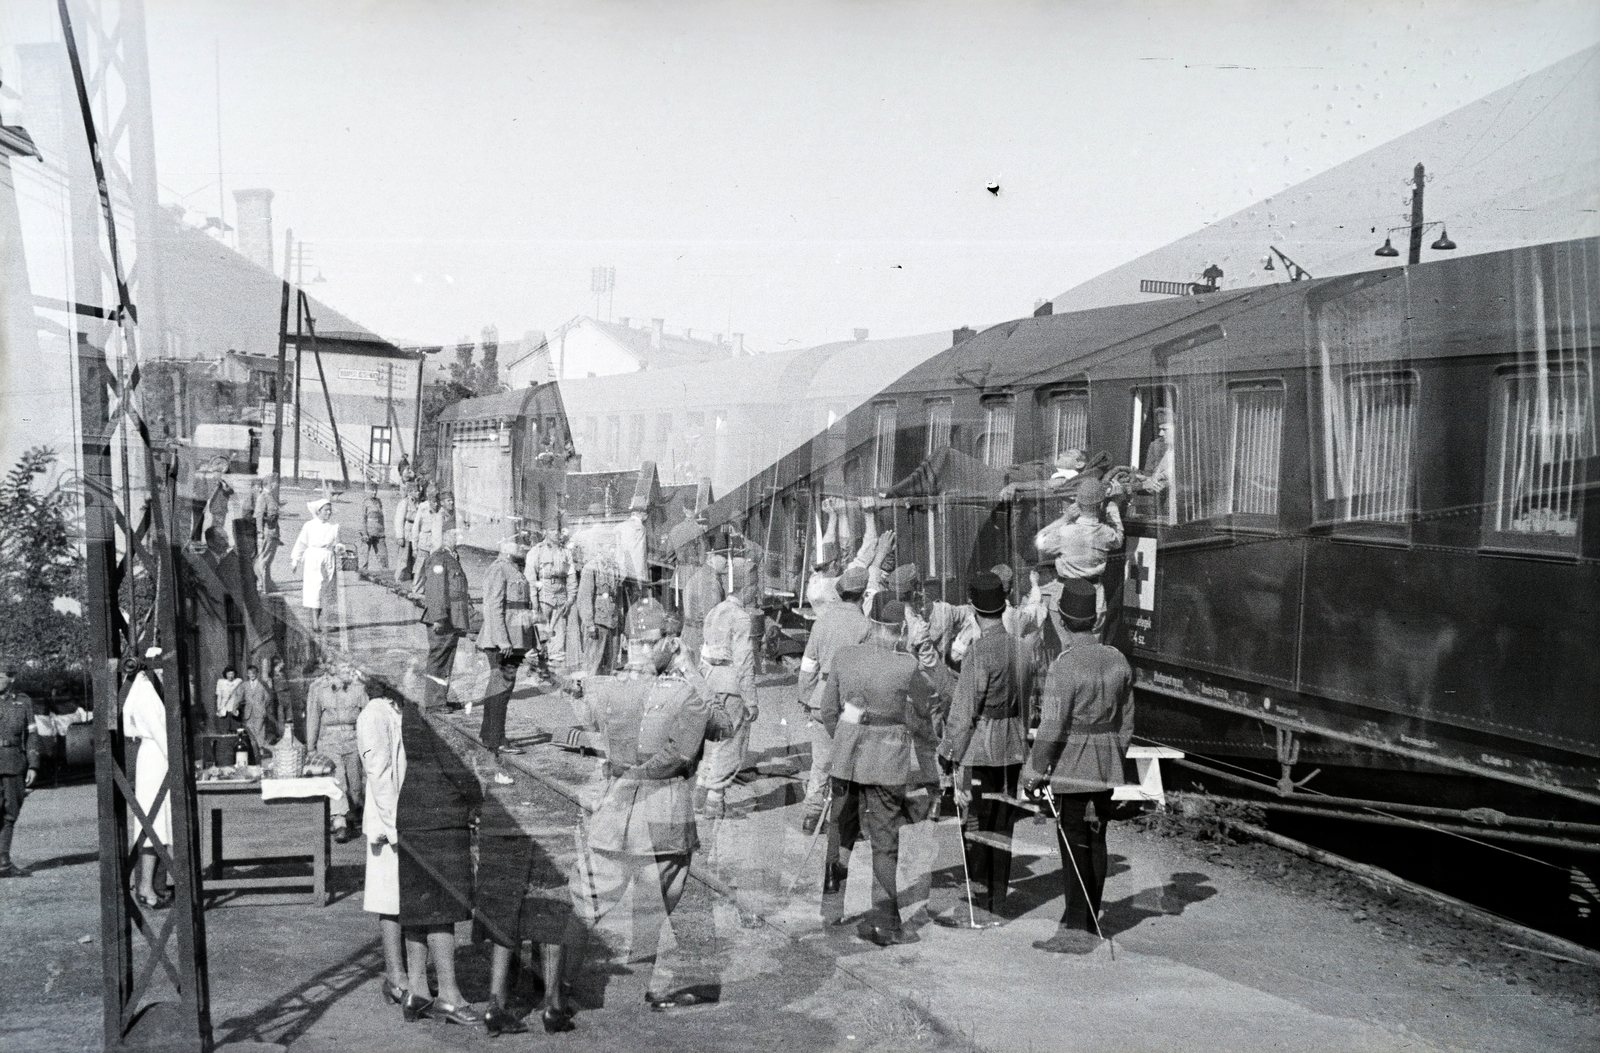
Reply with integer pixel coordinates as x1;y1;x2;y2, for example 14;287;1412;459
1040;785;1115;960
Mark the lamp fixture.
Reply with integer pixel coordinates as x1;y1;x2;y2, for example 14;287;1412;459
1430;227;1456;251
1375;238;1400;258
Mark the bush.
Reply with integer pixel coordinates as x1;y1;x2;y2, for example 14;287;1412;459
0;447;89;677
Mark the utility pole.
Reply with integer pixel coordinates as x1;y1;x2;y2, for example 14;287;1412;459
293;288;303;481
271;226;292;474
1408;162;1426;266
303;290;350;484
59;2;210;1049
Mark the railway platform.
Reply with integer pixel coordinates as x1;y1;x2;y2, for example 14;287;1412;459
3;489;1594;1053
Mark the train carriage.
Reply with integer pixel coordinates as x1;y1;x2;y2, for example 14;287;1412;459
701;236;1599;817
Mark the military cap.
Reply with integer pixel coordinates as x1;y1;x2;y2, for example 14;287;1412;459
887;563;920;599
868;592;905;626
837;566;870;598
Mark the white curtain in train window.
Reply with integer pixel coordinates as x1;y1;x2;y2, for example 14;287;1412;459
872;401;898;492
1228;383;1284;516
1051;391;1089;460
1314;278;1413;521
978;397;1014;468
1491;243;1598;543
925;398;953;457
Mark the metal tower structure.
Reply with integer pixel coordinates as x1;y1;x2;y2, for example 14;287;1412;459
55;0;212;1049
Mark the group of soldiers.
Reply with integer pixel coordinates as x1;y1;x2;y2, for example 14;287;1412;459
794;542;1136;953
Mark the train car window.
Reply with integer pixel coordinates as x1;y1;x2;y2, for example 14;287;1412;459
1227;381;1284;517
871;401;898;491
654;413;672;446
1325;371;1418;523
1049;387;1090;461
977;395;1015;468
925;398;953;457
1127;385;1177;523
1483;360;1592;554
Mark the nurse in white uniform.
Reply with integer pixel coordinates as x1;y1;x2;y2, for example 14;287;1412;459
290;498;344;633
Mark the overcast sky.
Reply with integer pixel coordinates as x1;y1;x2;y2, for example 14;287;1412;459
39;0;1600;350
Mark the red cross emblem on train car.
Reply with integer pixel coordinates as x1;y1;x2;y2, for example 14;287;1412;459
1124;537;1157;611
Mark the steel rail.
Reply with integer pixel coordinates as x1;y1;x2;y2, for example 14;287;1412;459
1171;756;1600;837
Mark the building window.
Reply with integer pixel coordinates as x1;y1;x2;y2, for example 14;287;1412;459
871;401;898;491
369;425;393;466
1050;387;1089;461
976;396;1014;468
1324;371;1418;523
925;398;953;457
1484;361;1592;552
1227;381;1284;517
655;413;672;446
628;414;646;463
604;416;621;465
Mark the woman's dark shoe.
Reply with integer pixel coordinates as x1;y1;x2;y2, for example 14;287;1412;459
484;1002;528;1036
135;890;173;910
540;1005;576;1033
822;863;849;895
425;1000;482;1026
400;992;434;1022
381;978;407;1006
493;744;525;756
332;824;351;844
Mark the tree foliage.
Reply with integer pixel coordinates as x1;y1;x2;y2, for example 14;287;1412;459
0;447;88;670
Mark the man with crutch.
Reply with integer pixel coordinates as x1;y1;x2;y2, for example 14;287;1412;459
937;571;1034;921
1022;578;1134;954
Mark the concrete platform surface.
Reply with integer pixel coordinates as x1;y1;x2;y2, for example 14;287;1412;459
2;487;1594;1053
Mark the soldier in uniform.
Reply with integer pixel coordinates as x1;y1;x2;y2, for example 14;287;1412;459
820;594;944;944
794;565;869;835
938;572;1033;917
479;537;537;755
694;581;759;820
0;662;38;877
309;661;367;843
1023;578;1135;954
419;529;473;712
679;551;725;660
576;553;622;676
574;607;734;1008
525;529;571;678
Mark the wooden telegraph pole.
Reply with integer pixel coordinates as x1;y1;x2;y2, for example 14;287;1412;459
271;227;293;475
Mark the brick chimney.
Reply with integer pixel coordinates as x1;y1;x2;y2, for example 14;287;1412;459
953;326;977;344
853;328;869;342
733;333;745;357
232;188;275;273
618;316;630;327
1033;300;1053;317
650;318;664;350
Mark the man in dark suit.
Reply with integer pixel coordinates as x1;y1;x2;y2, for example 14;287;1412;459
1023;578;1135;954
0;661;39;877
419;529;473;712
938;571;1033;916
820;594;944;945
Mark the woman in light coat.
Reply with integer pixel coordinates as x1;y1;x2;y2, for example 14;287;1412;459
357;678;409;1007
122;653;172;908
290;498;345;632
